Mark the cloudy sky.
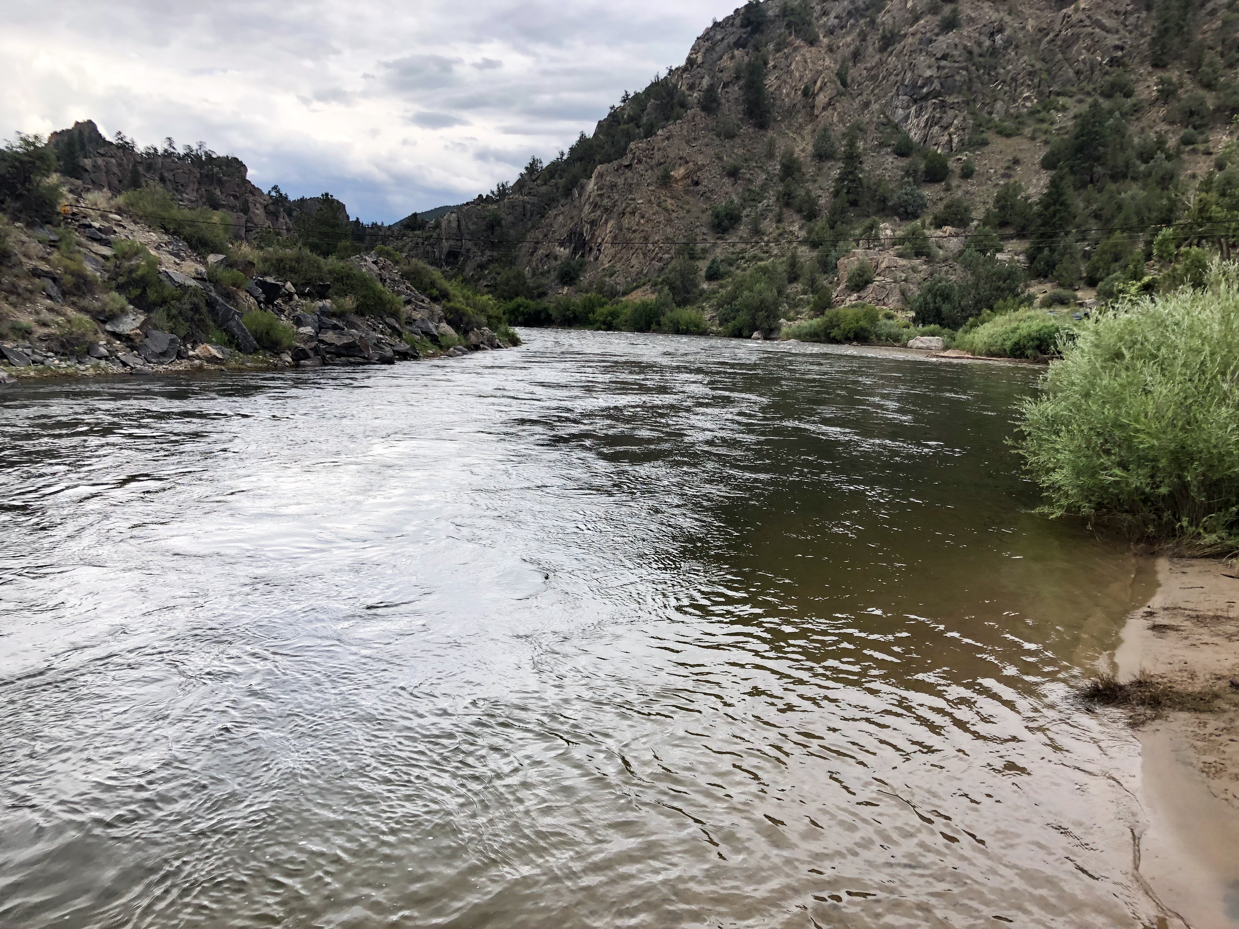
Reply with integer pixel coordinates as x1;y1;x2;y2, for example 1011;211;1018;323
2;1;737;223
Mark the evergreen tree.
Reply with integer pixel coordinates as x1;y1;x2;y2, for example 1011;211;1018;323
742;54;772;129
1026;170;1076;279
832;126;865;209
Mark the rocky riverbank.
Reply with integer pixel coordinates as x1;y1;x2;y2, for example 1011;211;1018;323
0;192;512;386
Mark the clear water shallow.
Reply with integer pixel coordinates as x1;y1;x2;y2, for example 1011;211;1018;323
0;330;1162;927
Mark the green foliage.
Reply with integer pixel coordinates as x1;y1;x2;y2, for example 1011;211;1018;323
208;263;248;289
294;193;352;256
922;150;950;183
1156;75;1180;102
1174;90;1212;130
896;222;934;259
959;158;976;180
779;147;803;182
716;262;786;336
556;257;587;286
742;53;773;129
704;256;725;281
846;259;875;292
660;306;709;334
711;199;743;235
836;61;849;89
1163;246;1211;290
985;181;1035;234
699;82;721;115
832;126;865;208
892;131;916;157
912;250;1026;328
812;124;838;161
891;181;927;220
661;255;703;306
783;304;880;342
0;134;61;224
1018;266;1239;548
1150;0;1199;68
1040;101;1136;188
938;3;961;32
1100;70;1136;99
494;265;532;301
241;309;296;352
256;247;402;317
400;258;452;302
53;313;98;354
110;239;180;309
119;187;231;254
781;0;819;43
1026;169;1076;280
932;196;973;229
740;0;767;33
955;308;1073;358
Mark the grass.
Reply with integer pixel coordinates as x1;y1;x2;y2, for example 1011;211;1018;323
241;309;296;353
1081;671;1218;717
1018;263;1239;550
955;308;1074;359
118;187;232;255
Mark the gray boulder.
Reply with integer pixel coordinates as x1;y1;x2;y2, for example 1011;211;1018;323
105;311;145;334
43;279;63;302
907;336;946;351
87;343;109;359
251;278;285;304
408;317;439;343
0;369;14;384
139;330;180;364
467;327;500;349
1;346;31;367
117;353;146;368
318;331;369;359
158;268;202;290
202;290;258;354
292;312;319;331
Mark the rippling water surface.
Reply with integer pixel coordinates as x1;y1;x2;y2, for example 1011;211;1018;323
1;331;1162;927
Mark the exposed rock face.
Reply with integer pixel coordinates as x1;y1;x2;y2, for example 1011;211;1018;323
138;330;180;365
416;0;1169;300
48;120;294;240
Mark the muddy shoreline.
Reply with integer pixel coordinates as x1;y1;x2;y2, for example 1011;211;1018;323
1113;558;1239;928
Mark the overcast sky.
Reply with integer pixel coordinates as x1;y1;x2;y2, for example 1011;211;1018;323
2;1;737;223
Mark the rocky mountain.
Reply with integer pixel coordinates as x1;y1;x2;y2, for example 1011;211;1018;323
409;0;1238;312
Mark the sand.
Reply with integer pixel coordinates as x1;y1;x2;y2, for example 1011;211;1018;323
1113;558;1239;929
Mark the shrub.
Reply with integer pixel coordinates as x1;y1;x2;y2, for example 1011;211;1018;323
659;306;708;334
813;124;838;161
53;314;99;354
716;263;786;336
556;257;587;286
716;115;740;140
922;150;950;183
0;134;61;224
255;247;402;317
892;131;916;157
1018;267;1239;548
241;309;296;352
711;199;743;235
891;181;927;220
846;259;875;292
931;196;973;229
742;54;772;129
959;158;976;180
938;4;961;32
699;82;721;115
400;258;452;302
896;222;934;259
783;304;880;342
661;255;702;306
119;187;231;254
956;308;1072;358
704;257;725;281
1040;289;1076;307
208;263;248;289
1100;70;1135;99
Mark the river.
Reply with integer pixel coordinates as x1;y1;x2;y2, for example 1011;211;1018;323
0;330;1166;927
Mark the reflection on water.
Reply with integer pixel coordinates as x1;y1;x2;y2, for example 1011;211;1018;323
0;331;1160;927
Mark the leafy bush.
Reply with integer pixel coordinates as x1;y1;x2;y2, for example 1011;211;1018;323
1040;289;1076;307
892;131;916;157
955;308;1072;358
704;257;725;281
400;258;452;302
891;181;927;220
0;134;61;224
938;4;961;31
711;199;743;234
922;150;950;183
911;251;1026;328
53;314;99;354
846;259;875;292
716;263;786;336
119;187;231;254
208;263;248;289
812;124;837;161
1018;267;1239;548
741;54;772;129
556;257;587;286
783;304;880;342
659;306;708;334
959;158;976;180
931;196;973;229
241;309;296;352
256;247;402;317
661;255;702;306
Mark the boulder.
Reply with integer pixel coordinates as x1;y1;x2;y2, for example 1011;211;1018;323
436;322;459;341
139;330;180;364
751;331;764;340
392;341;419;359
1;346;31;367
907;335;946;351
290;345;317;362
251;278;285;304
466;327;500;349
408;317;440;343
193;344;227;362
0;368;13;384
87;343;109;359
207;254;227;269
158;268;202;290
43;279;63;303
292;312;319;331
447;345;471;357
298;356;323;368
317;330;369;359
282;281;297;296
105;311;145;334
116;352;146;368
202;290;259;354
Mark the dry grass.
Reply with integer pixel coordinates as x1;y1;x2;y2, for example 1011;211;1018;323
1081;671;1219;717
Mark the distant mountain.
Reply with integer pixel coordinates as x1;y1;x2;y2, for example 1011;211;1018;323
398;203;466;226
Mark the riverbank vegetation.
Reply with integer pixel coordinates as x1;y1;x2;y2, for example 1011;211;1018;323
1018;264;1239;551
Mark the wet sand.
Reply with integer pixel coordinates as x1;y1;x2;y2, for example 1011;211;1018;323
1114;558;1239;928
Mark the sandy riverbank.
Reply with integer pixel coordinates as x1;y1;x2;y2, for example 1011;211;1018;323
1113;558;1239;928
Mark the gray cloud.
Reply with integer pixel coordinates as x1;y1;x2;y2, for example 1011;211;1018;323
1;0;739;222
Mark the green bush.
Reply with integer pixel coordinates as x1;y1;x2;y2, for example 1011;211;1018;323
711;199;743;234
400;258;452;302
256;247;402;317
923;150;950;183
892;131;916;157
932;196;973;229
208;263;248;289
1018;267;1239;548
0;134;61;224
659;306;708;334
704;257;725;281
556;257;586;286
717;263;785;336
891;181;927;220
242;309;296;352
956;308;1072;358
812;124;837;161
846;259;875;292
119;187;231;254
782;304;880;342
661;256;702;306
959;158;976;180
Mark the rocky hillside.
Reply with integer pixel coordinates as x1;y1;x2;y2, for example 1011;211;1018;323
409;0;1239;319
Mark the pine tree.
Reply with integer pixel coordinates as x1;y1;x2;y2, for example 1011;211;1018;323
832;126;865;209
742;54;772;129
1026;169;1076;279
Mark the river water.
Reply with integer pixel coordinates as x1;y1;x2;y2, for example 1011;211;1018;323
0;330;1164;927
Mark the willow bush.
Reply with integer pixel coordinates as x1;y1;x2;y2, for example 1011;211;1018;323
1018;265;1239;550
